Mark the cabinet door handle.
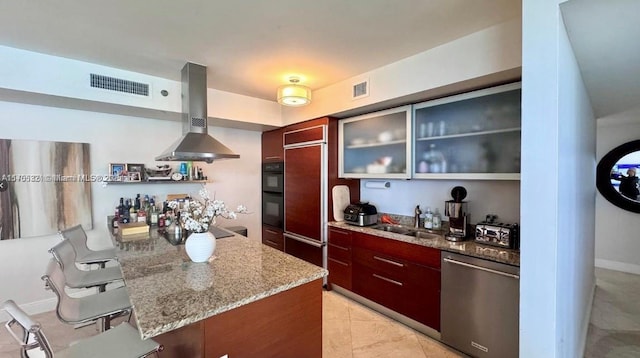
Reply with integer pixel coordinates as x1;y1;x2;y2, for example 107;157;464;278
443;257;520;279
328;258;349;267
265;156;281;160
265;229;280;235
373;256;404;267
372;274;403;286
330;244;350;251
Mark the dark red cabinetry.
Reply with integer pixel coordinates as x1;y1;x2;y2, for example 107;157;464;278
347;230;441;331
327;227;353;290
262;128;284;163
262;226;284;252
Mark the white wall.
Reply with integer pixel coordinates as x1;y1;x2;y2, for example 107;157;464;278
0;45;283;128
282;18;522;124
0;100;261;317
521;1;596;357
361;179;520;225
595;112;640;273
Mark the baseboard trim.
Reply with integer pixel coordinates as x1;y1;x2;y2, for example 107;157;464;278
0;297;57;323
595;259;640;275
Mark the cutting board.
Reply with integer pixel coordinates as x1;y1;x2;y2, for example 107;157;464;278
332;185;350;221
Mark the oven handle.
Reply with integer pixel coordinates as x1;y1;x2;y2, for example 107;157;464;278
283;233;323;248
443;257;520;280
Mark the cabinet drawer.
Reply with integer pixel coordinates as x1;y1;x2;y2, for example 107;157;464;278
353;231;441;269
328;227;352;247
327;257;351;290
353;263;405;313
328;243;351;263
328;227;352;263
353;246;406;282
262;226;284;252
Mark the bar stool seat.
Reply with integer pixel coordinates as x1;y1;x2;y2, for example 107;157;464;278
2;299;162;358
59;225;116;268
49;239;123;292
42;259;131;332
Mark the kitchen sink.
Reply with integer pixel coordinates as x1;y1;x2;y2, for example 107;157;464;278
371;224;441;240
371;224;413;235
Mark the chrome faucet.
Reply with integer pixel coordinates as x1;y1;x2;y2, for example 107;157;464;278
414;205;422;228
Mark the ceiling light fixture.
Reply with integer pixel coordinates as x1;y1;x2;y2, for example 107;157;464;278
277;76;311;107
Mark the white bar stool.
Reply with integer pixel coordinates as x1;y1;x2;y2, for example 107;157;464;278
59;225;116;268
42;259;131;332
2;299;162;358
49;239;123;293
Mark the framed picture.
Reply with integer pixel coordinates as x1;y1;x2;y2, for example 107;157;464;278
109;163;126;177
127;163;145;181
127;172;142;182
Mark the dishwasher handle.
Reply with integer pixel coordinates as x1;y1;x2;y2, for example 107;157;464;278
443;257;520;280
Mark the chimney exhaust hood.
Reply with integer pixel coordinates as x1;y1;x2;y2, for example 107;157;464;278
156;62;239;163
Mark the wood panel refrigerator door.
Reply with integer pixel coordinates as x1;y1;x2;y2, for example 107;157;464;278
284;144;323;242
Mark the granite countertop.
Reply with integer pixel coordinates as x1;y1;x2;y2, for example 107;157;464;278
328;221;520;266
107;220;327;339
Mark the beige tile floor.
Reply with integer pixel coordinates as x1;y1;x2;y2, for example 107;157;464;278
584;268;640;358
1;267;638;358
322;290;463;358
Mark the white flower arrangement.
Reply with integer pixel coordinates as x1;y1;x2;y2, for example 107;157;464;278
168;186;247;233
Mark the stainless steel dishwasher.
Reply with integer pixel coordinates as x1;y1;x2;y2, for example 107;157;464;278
441;252;519;358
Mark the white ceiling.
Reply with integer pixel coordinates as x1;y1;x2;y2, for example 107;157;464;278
0;0;520;102
562;0;640;119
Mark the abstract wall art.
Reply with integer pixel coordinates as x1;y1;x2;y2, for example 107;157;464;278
0;138;92;239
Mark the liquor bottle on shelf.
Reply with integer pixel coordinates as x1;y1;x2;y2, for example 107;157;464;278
112;210;119;228
134;194;141;211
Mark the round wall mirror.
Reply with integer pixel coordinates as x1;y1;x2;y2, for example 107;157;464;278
596;140;640;213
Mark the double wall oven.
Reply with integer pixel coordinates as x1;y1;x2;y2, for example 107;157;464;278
262;162;284;229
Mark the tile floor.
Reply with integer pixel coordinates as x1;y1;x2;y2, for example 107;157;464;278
1;267;638;357
584;268;640;358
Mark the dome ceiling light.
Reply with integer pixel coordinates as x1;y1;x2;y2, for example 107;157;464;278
277;76;311;107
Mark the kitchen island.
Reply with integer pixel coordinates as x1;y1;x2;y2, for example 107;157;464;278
107;221;327;358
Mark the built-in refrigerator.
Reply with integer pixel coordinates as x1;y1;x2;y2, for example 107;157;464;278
283;125;327;269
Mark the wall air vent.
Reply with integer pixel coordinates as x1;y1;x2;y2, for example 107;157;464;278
90;73;149;96
191;117;206;128
352;79;369;100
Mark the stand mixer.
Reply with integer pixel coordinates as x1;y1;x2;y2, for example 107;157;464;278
445;186;469;242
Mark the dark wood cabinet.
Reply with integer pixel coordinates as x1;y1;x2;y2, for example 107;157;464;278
262;225;284;252
262;128;284;162
327;227;353;290
348;230;441;331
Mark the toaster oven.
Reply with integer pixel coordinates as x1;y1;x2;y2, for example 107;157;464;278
475;222;519;250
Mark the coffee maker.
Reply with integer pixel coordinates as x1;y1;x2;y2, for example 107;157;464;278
445;186;468;242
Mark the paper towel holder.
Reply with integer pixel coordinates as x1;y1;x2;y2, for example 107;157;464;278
364;180;391;189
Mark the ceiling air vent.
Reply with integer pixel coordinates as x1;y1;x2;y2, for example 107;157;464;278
90;73;149;96
352;79;369;100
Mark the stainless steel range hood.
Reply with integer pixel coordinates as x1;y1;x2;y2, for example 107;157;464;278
156;62;239;163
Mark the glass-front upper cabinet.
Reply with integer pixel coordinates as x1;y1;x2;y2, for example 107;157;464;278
412;82;521;180
339;105;412;179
